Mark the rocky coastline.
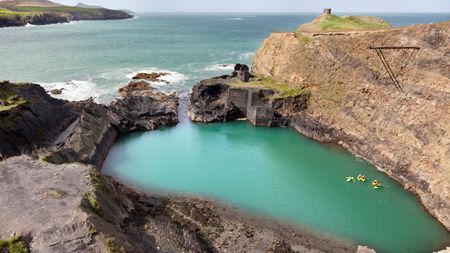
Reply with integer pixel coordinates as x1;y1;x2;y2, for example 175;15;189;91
0;7;132;28
0;80;354;252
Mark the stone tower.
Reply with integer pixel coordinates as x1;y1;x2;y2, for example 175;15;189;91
323;8;332;14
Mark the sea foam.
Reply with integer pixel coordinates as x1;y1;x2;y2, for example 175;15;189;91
39;80;109;102
205;64;235;71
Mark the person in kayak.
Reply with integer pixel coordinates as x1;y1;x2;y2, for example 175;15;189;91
372;180;382;189
357;174;367;182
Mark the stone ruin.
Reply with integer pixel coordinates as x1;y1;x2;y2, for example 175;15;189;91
232;64;251;82
323;8;332;14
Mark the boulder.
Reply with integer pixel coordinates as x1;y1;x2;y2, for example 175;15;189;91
117;81;154;97
50;88;64;95
356;246;376;253
132;72;169;82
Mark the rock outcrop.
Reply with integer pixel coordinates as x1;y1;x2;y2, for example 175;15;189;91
0;155;353;253
132;72;169;82
252;21;450;229
117;81;154;97
110;92;179;134
47;91;178;168
0;82;84;158
189;67;309;127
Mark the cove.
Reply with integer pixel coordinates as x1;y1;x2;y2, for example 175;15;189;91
103;121;450;253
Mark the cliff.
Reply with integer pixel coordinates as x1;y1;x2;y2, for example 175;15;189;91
252;21;450;229
0;0;132;28
0;81;84;158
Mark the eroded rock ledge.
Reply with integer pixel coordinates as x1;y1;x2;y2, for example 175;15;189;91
46;91;179;168
189;70;309;127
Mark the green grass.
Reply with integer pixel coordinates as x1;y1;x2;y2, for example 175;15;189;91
104;238;125;253
0;8;33;18
84;191;103;216
230;76;310;99
300;14;391;32
90;171;110;194
88;226;97;235
46;188;66;199
8;6;104;16
0;235;28;253
0;89;26;112
294;32;311;44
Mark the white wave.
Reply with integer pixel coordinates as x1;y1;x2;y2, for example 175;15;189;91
239;52;254;61
126;69;187;86
205;64;235;72
25;23;36;27
228;17;244;21
39;80;109;102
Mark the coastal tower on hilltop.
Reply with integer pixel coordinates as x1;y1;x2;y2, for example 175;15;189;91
323;8;332;14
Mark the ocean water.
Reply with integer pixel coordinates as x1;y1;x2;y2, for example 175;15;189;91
0;13;449;102
1;12;450;253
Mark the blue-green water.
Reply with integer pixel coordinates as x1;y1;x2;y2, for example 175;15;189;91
103;122;450;253
2;12;450;253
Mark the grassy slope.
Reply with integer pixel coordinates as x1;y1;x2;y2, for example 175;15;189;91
231;76;309;99
298;14;391;32
8;5;106;16
0;0;130;23
0;89;26;112
0;8;33;18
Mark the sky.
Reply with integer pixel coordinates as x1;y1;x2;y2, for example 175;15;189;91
55;0;450;13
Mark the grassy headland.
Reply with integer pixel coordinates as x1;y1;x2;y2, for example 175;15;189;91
0;0;132;27
298;13;391;32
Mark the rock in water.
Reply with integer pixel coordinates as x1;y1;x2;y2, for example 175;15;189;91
356;246;377;253
132;72;169;82
50;88;64;95
117;81;154;97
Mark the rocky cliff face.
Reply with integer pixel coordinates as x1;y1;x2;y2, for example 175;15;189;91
0;81;84;158
0;81;178;168
0;8;132;28
189;74;309;127
47;91;178;168
0;156;353;253
252;22;450;230
0;13;69;27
